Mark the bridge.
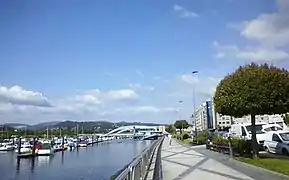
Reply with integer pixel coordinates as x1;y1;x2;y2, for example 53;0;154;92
79;125;165;137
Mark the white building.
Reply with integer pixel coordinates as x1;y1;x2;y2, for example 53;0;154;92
195;101;213;131
195;105;207;131
234;114;285;127
211;99;233;128
215;113;233;128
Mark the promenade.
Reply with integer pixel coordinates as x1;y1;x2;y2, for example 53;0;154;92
161;137;287;180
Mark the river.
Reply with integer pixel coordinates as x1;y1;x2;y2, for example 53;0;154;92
0;139;152;180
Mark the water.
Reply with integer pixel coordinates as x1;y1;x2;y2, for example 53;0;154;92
0;139;152;180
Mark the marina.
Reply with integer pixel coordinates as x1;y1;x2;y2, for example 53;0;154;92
0;138;153;180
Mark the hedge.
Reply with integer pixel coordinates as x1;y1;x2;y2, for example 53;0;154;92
211;136;252;156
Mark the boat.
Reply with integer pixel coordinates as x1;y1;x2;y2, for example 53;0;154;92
0;144;14;151
78;141;87;147
36;143;54;156
15;142;32;154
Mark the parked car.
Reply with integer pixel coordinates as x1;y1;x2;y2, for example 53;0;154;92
263;130;289;156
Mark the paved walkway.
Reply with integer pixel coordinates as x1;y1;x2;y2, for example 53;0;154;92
161;137;284;180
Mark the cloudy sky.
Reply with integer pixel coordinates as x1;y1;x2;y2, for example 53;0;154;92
0;0;289;124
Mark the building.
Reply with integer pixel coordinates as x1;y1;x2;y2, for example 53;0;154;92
234;114;285;127
211;98;233;128
195;100;214;131
211;97;285;128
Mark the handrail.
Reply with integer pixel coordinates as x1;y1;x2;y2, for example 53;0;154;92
114;136;164;180
152;137;164;180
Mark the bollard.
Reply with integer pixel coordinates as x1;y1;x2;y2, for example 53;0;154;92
17;138;22;154
62;136;65;150
32;137;37;156
92;136;94;146
76;138;79;148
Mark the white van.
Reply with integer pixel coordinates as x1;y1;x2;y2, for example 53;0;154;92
229;123;283;145
263;131;289;156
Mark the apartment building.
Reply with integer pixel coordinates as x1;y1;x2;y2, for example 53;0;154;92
234;114;285;127
195;100;213;131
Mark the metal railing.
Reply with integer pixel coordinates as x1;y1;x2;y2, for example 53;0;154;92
114;136;165;180
152;137;164;180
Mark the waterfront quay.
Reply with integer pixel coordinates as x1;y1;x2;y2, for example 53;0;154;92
0;139;152;180
161;137;288;180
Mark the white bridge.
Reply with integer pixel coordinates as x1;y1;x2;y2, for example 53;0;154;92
80;125;165;137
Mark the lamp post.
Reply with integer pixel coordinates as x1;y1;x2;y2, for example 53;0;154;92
192;70;198;143
178;100;183;139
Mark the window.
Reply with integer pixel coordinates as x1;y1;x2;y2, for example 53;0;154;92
264;126;282;132
222;122;225;124
219;122;222;124
272;134;282;142
226;121;230;124
241;127;247;136
280;133;289;141
245;125;265;134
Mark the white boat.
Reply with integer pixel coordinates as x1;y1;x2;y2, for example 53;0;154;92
15;143;32;153
0;144;14;151
36;143;54;156
78;141;87;147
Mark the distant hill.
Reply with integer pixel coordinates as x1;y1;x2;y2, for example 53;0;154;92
1;121;167;133
4;123;29;130
0;124;17;131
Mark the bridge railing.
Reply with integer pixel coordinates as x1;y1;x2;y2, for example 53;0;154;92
114;136;165;180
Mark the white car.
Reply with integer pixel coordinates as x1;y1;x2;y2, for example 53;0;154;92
263;130;289;156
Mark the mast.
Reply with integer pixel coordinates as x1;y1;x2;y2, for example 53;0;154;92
46;127;49;139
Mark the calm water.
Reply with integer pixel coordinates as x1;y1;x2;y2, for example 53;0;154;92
0;139;152;180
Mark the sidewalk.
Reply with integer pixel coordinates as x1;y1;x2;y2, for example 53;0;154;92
161;137;254;180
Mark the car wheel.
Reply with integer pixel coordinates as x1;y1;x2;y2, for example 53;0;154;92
264;146;270;153
282;149;289;156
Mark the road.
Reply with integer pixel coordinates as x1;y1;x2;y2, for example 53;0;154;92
161;137;287;180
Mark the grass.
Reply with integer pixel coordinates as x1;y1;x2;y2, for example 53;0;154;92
236;157;289;176
180;139;193;144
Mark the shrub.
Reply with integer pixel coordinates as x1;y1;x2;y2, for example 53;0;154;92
211;137;252;156
182;133;191;140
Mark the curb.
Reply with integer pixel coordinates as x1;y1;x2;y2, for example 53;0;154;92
230;158;289;179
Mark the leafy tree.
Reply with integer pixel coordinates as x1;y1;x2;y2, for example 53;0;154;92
165;124;176;134
174;120;189;134
213;63;289;158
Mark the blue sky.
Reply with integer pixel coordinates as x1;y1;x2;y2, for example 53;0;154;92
0;0;288;124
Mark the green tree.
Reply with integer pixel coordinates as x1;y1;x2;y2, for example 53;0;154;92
165;124;176;134
174;120;189;134
213;63;289;158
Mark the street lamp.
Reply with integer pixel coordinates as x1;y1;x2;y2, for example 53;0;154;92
178;100;183;139
192;70;198;143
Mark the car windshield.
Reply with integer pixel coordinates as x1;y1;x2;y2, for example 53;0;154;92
245;125;265;134
264;126;283;132
280;133;289;141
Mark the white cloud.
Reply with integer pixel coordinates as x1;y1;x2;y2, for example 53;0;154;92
213;41;289;62
0;85;175;124
128;83;155;92
0;73;220;124
179;74;200;84
173;4;199;19
0;86;51;107
105;89;138;101
171;74;220;98
217;0;289;63
240;13;289;47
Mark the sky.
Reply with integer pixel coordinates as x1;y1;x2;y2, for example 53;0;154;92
0;0;289;125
